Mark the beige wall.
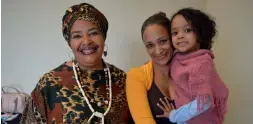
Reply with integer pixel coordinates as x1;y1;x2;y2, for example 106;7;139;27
2;0;253;123
206;0;253;123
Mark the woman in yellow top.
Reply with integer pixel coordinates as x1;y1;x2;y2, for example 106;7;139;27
126;12;175;124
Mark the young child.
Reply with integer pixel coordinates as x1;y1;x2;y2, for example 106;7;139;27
157;8;229;124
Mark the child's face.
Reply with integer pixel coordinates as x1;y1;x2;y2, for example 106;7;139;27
171;15;200;53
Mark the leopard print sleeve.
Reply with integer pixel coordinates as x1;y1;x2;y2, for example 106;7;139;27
20;73;50;124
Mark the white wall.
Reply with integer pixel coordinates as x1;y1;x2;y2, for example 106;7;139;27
206;0;253;123
2;0;205;93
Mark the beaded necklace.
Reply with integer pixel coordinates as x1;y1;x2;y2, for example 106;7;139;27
72;62;112;124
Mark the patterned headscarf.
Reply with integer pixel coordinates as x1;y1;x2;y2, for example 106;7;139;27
62;3;108;44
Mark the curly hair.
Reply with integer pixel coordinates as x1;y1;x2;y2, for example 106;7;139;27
171;8;217;50
141;12;171;39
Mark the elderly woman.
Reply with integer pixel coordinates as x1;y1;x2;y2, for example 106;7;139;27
20;3;131;124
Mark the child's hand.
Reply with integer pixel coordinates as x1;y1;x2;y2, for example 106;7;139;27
156;97;175;118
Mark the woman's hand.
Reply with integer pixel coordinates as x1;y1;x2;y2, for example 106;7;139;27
156;97;175;118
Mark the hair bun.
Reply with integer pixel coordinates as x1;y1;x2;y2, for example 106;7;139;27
156;12;167;17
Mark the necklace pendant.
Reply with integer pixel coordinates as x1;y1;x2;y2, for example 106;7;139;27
94;111;103;118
